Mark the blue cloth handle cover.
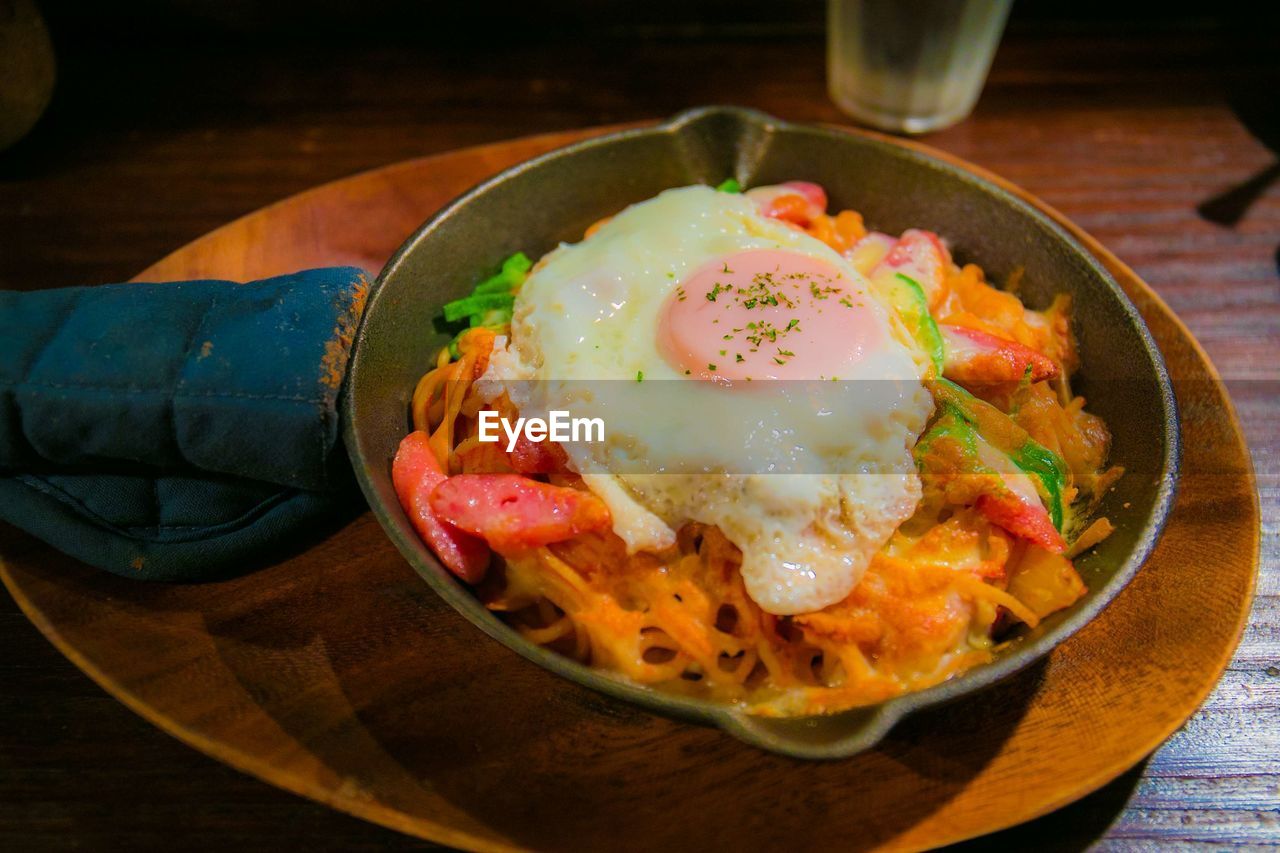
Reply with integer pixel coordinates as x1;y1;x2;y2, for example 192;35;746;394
0;268;370;580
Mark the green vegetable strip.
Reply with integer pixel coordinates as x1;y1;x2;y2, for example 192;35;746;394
915;403;982;470
471;251;533;295
442;292;515;323
469;306;513;328
502;252;532;276
473;277;515;295
893;273;945;374
1010;442;1067;529
926;378;1068;530
716;178;742;193
442;251;531;356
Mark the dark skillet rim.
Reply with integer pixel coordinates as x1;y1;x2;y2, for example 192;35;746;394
343;106;1181;759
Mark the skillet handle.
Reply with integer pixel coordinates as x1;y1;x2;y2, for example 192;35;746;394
714;706;903;760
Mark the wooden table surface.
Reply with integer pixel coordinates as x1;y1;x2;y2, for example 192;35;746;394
1;7;1276;850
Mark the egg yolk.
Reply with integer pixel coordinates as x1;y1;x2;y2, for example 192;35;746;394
659;249;881;382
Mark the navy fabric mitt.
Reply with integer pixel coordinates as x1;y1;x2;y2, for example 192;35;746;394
0;267;370;581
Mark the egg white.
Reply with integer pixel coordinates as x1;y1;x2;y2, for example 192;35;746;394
480;186;935;615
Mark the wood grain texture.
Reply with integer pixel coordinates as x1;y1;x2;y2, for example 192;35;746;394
0;17;1276;851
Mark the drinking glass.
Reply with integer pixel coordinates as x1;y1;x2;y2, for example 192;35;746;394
827;0;1013;134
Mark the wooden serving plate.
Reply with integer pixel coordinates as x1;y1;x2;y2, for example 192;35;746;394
0;126;1259;851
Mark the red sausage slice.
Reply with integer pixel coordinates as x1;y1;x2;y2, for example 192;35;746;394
392;432;490;583
430;474;612;552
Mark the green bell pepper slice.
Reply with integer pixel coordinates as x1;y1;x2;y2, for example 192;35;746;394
926;378;1068;530
890;273;945;375
441;251;532;356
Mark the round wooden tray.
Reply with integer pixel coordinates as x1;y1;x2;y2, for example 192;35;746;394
0;126;1259;851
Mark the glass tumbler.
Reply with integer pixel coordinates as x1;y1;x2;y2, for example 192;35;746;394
827;0;1013;134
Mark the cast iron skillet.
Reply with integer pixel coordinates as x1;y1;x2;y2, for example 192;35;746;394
344;106;1180;759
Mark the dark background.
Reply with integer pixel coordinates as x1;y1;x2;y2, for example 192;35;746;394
4;0;1278;293
2;1;1278;849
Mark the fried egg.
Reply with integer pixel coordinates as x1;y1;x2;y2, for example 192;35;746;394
481;185;934;615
